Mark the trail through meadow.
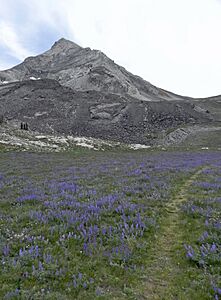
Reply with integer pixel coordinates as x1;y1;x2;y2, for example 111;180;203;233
143;169;205;299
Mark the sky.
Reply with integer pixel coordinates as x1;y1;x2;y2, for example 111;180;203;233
0;0;221;98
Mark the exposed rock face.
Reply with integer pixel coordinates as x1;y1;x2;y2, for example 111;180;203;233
0;38;218;145
0;38;183;102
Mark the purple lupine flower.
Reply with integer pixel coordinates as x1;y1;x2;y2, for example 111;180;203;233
214;287;221;295
73;279;77;288
184;244;195;259
38;261;44;271
210;243;217;253
19;248;23;257
32;265;35;272
3;244;10;256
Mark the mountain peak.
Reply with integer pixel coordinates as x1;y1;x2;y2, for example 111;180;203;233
51;38;82;51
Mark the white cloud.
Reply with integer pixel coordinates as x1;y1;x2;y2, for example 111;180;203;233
0;0;221;97
0;21;32;61
0;60;14;71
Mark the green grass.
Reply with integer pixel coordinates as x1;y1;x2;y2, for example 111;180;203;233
0;151;220;299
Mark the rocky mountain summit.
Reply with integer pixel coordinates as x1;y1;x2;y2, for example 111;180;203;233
0;38;220;147
0;38;182;101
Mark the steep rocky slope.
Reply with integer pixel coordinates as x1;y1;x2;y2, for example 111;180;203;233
0;38;185;102
0;38;219;146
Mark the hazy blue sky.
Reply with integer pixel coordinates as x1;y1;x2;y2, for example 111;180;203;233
0;0;221;97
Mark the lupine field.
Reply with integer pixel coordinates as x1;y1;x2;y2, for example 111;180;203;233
0;150;220;299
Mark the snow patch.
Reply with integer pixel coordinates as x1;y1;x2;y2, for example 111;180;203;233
30;77;41;80
129;144;151;150
49;136;69;145
34;112;48;117
35;135;47;139
71;137;96;149
76;142;95;149
0;140;22;146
